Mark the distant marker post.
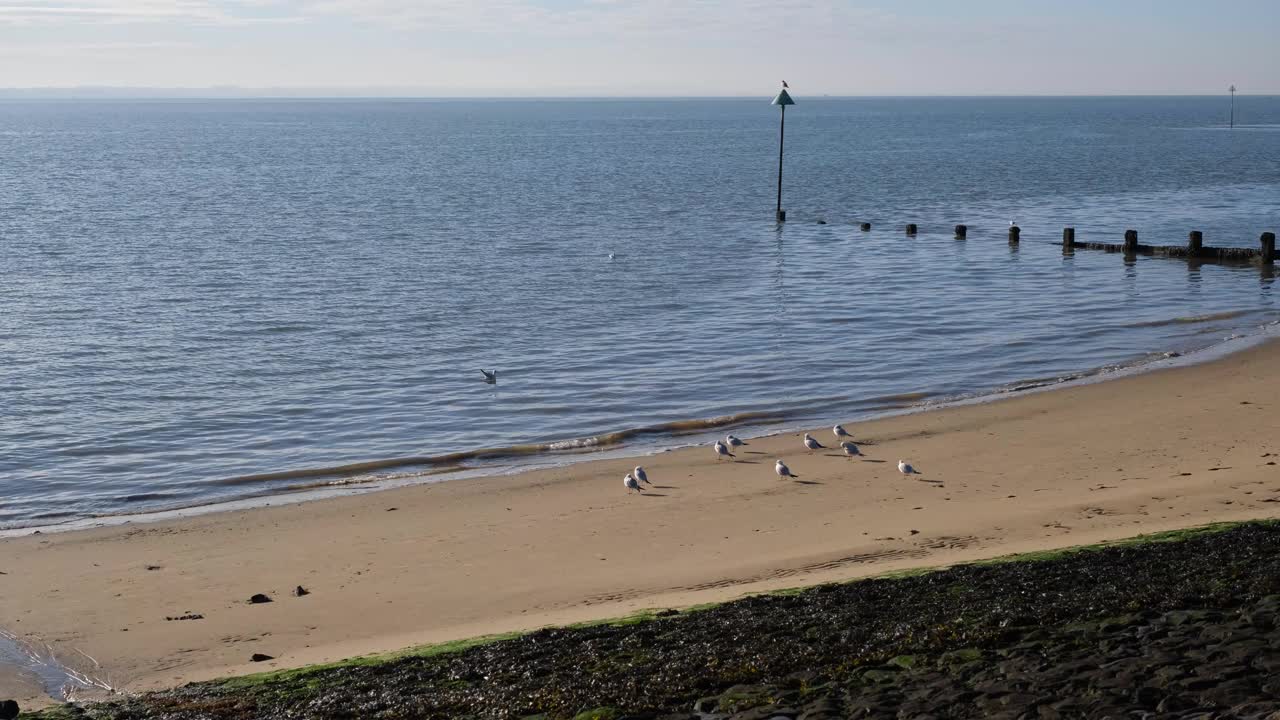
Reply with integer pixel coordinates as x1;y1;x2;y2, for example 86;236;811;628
771;86;796;222
1229;84;1236;129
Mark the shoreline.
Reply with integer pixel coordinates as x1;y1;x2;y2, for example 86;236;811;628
5;319;1274;539
5;336;1280;708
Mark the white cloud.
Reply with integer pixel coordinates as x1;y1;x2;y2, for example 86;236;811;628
0;0;300;26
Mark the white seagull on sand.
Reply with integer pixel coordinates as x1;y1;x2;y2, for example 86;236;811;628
726;434;746;450
803;433;825;451
841;441;860;457
624;473;642;494
714;440;735;461
898;460;919;475
775;459;797;479
634;466;651;485
833;424;851;441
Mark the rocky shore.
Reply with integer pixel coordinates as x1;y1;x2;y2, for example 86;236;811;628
21;521;1280;719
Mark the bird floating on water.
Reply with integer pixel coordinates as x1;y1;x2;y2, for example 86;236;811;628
714;440;735;461
726;434;746;450
841;441;860;457
479;369;498;384
803;433;825;451
634;466;651;485
624;473;642;494
898;460;918;475
775;459;797;479
833;424;850;441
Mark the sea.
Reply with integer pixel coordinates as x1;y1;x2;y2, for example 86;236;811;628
2;96;1279;530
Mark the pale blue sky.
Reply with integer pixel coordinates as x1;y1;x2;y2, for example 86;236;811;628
1;0;1276;95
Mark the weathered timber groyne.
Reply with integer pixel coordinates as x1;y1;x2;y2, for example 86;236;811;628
1062;228;1276;263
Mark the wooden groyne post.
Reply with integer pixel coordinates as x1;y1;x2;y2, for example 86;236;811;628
1189;231;1203;254
860;222;871;232
906;223;918;236
954;224;967;239
1123;229;1139;254
1264;232;1277;264
1008;225;1020;244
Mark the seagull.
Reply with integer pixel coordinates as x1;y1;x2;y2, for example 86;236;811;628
624;473;642;494
479;369;498;384
714;440;735;462
840;441;860;457
634;466;651;485
782;80;789;88
898;459;919;476
775;459;797;479
833;424;851;441
803;433;825;451
1009;220;1016;227
726;434;746;450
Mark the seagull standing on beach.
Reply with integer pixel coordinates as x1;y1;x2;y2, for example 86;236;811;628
833;425;851;442
624;473;642;494
841;441;861;458
898;460;919;476
775;459;797;479
803;433;825;451
479;369;498;384
714;440;735;462
634;466;651;485
726;434;746;450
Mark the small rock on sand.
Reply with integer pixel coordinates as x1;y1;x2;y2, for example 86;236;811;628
249;594;272;604
294;585;310;597
0;700;19;720
250;653;274;662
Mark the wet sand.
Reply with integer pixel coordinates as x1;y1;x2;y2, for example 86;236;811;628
4;341;1280;708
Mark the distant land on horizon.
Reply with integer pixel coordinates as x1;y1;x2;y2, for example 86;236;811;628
0;87;1275;100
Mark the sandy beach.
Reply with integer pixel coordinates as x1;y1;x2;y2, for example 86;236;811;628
5;341;1280;708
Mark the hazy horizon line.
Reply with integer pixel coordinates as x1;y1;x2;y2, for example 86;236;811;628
0;87;1274;101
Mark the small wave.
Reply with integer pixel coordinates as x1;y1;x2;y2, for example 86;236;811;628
863;390;934;405
210;410;788;487
1123;310;1252;329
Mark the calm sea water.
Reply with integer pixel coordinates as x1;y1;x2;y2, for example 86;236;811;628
2;96;1280;528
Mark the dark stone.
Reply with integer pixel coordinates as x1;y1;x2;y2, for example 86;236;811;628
294;585;310;597
248;593;272;604
1132;686;1163;707
250;653;275;662
0;700;18;720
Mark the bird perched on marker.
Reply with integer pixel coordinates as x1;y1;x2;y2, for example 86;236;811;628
775;459;797;479
803;433;825;451
624;473;642;494
833;424;851;441
782;80;789;88
634;466;651;485
841;441;860;458
898;460;919;476
479;369;498;384
714;440;735;461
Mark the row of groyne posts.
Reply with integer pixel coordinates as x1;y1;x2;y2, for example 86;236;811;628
869;223;1278;264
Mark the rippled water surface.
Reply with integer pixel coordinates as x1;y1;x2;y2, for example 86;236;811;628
2;97;1280;527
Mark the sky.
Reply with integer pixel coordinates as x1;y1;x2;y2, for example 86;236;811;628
1;0;1277;96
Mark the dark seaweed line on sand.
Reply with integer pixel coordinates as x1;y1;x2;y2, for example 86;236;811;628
22;520;1280;720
